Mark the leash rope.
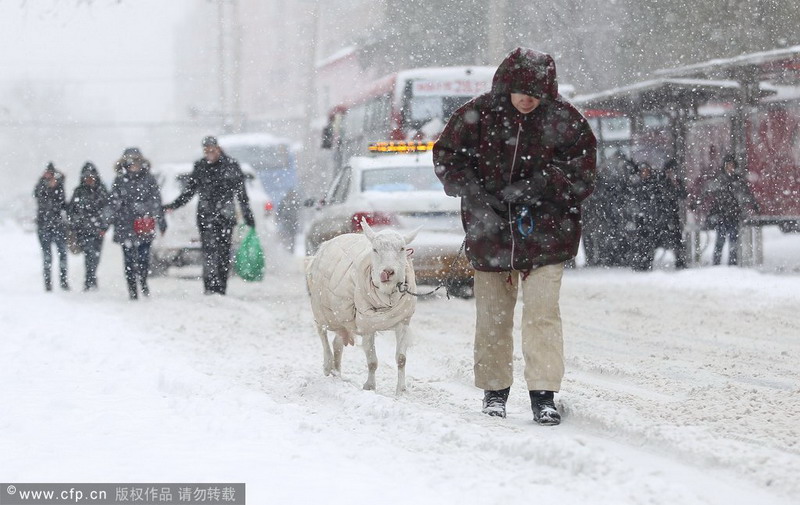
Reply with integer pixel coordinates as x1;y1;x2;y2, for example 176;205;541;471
398;238;467;299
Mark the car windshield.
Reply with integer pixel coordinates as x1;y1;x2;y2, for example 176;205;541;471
361;166;443;193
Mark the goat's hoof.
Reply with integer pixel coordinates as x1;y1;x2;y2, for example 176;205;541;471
363;382;376;391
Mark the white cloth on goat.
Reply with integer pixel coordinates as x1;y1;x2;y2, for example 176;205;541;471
306;233;417;336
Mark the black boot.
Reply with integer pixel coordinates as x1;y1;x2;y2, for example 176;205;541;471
59;269;70;291
530;390;561;426
482;387;510;418
127;276;138;300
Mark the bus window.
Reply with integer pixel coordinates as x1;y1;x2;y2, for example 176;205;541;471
599;117;631;141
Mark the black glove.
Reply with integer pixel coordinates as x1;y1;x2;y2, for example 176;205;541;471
500;179;543;204
460;185;506;231
244;214;256;228
461;182;506;213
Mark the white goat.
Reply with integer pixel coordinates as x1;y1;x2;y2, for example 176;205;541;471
305;220;418;394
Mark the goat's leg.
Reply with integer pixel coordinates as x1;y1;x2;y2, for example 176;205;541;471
332;331;347;376
395;324;411;395
317;324;334;376
362;332;378;391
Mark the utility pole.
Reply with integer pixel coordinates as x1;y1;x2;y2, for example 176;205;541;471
217;0;243;133
231;0;243;132
301;0;320;177
487;0;508;63
217;0;228;132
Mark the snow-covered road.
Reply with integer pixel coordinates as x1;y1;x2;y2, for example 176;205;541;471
2;222;798;505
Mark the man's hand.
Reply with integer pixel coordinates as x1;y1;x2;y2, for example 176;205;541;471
244;215;256;228
500;179;542;204
462;182;506;213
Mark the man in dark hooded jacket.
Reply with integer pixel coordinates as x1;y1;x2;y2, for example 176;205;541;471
434;48;596;425
163;136;256;295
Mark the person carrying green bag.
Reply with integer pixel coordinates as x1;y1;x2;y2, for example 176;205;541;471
235;225;265;281
163;136;256;295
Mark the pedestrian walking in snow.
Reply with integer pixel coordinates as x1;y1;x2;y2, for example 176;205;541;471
163;136;255;295
34;162;70;291
68;162;110;291
627;162;661;271
433;48;597;425
655;159;688;269
108;148;167;300
276;188;301;252
704;155;758;266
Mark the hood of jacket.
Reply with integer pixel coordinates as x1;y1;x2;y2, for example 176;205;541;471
491;47;558;100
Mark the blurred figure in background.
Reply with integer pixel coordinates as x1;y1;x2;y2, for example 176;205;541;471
276;188;301;253
657;159;688;269
704;155;758;266
68;162;110;291
163;136;255;295
108;148;167;300
627;161;660;271
33;162;69;291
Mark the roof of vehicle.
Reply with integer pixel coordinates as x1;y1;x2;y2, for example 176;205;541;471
217;132;301;151
347;151;435;171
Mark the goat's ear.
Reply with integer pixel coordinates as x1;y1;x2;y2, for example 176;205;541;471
361;218;376;240
404;226;421;245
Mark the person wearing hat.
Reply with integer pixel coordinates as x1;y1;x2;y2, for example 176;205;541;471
163;136;256;295
68;162;110;291
33;162;70;291
108;148;167;300
433;48;597;425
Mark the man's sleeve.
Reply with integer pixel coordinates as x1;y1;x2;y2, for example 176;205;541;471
164;164;199;210
234;163;255;226
433;103;481;197
543;109;597;205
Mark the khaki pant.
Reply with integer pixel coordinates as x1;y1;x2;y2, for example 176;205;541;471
473;264;564;392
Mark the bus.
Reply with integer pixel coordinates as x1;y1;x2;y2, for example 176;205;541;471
321;66;496;172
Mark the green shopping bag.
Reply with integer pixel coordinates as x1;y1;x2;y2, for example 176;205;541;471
234;226;265;281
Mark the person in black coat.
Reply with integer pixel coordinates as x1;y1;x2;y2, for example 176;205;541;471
656;159;688;269
705;155;758;266
163;136;256;295
108;148;167;299
627;162;660;271
68;162;110;290
33;162;69;291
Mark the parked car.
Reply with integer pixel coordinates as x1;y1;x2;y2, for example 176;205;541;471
150;162;274;276
304;145;474;298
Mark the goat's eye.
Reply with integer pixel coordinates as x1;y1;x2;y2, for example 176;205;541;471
400;247;405;251
373;248;377;253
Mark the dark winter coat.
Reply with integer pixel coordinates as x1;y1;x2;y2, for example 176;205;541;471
653;172;687;246
163;153;255;228
108;168;166;244
704;169;757;228
33;169;68;234
433;48;597;271
68;171;110;244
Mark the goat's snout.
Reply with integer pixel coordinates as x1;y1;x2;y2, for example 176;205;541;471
379;268;395;283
